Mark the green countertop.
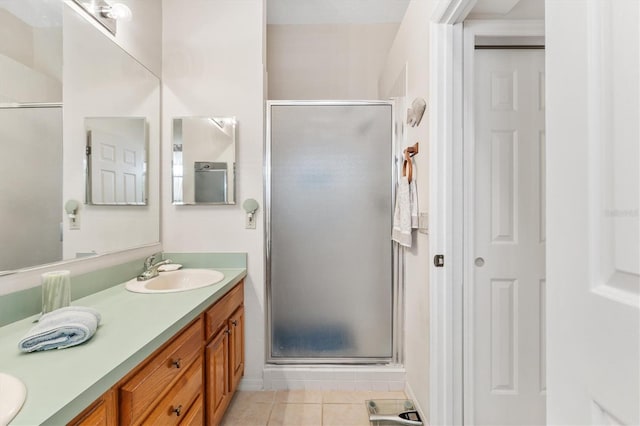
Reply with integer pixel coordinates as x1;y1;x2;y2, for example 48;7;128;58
0;267;246;425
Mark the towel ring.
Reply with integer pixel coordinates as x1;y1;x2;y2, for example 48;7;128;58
402;142;419;183
402;151;413;183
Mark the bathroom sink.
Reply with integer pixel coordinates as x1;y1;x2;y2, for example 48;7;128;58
0;373;27;426
125;269;225;294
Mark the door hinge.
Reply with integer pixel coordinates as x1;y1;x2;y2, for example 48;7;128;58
434;254;445;267
85;146;91;155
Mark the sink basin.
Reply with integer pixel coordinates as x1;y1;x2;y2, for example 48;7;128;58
0;373;26;426
125;269;225;294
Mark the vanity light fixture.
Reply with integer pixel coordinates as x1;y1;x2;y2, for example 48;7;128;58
71;0;132;35
99;2;132;20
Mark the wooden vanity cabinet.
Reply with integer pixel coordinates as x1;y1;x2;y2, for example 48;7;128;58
67;280;244;426
206;326;230;425
204;282;245;425
67;388;117;426
228;305;245;392
119;318;204;425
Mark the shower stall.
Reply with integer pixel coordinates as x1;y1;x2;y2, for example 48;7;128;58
266;101;399;363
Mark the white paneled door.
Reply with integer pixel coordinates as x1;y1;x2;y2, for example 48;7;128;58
471;48;546;425
90;129;145;205
546;0;640;424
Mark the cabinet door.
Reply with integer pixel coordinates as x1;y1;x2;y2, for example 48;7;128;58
228;306;244;393
206;327;229;425
67;389;117;426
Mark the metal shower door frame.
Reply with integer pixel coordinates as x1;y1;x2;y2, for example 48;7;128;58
264;100;403;365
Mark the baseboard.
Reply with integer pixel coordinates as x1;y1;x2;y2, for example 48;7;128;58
262;365;406;391
238;377;264;391
405;382;428;424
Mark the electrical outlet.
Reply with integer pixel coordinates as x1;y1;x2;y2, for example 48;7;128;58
245;214;256;229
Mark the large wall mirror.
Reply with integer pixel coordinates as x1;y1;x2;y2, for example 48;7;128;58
172;117;237;205
0;2;160;273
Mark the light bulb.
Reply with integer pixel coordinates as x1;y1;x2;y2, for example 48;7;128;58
103;3;132;20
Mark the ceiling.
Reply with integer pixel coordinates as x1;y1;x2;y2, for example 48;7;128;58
266;0;542;25
267;0;411;25
0;0;62;27
469;0;544;19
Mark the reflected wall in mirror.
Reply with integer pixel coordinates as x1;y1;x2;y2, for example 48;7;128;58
0;107;62;272
0;1;160;273
85;117;148;205
172;117;237;205
63;5;160;260
0;1;62;272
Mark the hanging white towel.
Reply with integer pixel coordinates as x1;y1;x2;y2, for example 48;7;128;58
392;176;412;247
410;179;419;229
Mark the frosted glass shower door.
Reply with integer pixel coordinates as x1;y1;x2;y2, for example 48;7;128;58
268;103;393;361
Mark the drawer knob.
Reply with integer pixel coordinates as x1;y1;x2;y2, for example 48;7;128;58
231;320;238;326
224;329;231;335
172;405;183;417
171;358;181;369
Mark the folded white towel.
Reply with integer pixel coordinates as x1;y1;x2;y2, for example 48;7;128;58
392;176;412;247
18;306;101;353
410;179;419;229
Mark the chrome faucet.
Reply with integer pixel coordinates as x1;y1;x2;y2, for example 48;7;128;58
138;254;172;281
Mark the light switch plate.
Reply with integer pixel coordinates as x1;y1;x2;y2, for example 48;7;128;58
69;217;80;230
245;214;256;229
418;212;428;234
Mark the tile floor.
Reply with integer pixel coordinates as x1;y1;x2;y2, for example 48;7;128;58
221;390;407;426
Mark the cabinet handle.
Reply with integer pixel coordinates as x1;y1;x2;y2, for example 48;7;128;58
172;405;182;417
171;358;181;369
231;320;238;326
225;329;231;335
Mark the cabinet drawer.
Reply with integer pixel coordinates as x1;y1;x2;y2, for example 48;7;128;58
179;394;203;426
120;318;203;425
205;281;243;340
142;356;203;425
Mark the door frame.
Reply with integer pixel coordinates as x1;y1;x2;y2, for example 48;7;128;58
462;20;545;424
264;100;400;365
428;14;545;425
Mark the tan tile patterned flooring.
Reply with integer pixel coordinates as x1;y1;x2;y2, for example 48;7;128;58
221;390;407;426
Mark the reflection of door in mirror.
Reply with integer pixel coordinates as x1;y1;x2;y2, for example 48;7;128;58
172;117;237;205
85;117;147;205
195;162;228;203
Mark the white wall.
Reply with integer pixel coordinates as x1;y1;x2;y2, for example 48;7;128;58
115;0;163;76
162;0;266;389
267;23;399;99
65;0;163;77
0;8;61;103
379;0;434;418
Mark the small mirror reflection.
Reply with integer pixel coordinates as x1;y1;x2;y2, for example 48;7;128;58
172;117;237;205
85;117;148;205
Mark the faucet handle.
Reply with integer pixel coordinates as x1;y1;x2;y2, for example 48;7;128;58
144;253;159;269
